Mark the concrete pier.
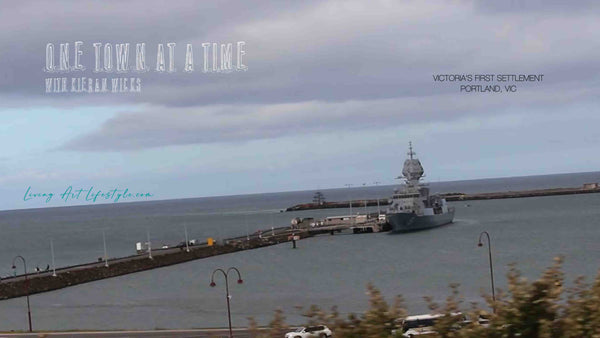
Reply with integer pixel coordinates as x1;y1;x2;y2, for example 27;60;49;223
0;227;311;300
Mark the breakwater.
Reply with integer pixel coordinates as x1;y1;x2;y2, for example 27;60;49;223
286;199;389;211
0;228;311;300
286;184;600;211
443;185;600;201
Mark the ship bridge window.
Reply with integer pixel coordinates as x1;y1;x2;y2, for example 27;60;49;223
394;194;419;198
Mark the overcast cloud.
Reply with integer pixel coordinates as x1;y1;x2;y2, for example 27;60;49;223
1;0;599;210
1;0;599;151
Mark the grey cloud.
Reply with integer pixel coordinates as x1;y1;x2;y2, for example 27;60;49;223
2;0;600;151
0;0;311;95
2;0;599;106
60;82;594;151
473;0;600;13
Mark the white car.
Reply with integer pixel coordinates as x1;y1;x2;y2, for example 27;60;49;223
285;325;333;338
397;313;465;337
402;327;437;337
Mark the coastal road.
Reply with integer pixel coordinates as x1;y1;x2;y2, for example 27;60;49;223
0;328;267;337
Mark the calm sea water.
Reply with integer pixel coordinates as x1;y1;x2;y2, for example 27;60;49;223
0;172;599;330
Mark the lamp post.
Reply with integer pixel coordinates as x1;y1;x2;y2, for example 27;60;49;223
146;229;152;259
184;223;190;253
374;181;381;215
270;213;275;236
344;184;354;225
478;231;496;311
12;255;32;332
210;267;243;338
50;239;57;277
102;230;109;267
245;216;250;242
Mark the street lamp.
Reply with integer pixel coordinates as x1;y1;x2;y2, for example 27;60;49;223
183;223;190;253
210;267;243;338
50;239;57;277
146;229;152;259
11;255;32;332
344;184;354;225
374;182;381;215
478;231;496;311
102;230;109;267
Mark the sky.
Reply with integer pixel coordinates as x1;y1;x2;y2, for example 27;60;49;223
0;0;599;210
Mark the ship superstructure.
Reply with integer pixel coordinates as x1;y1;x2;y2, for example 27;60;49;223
387;142;454;232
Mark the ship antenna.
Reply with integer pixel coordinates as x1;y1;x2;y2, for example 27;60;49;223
408;141;415;160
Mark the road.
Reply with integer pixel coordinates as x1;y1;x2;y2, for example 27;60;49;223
0;328;268;337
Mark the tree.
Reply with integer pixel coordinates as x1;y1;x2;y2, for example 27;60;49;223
359;283;405;337
487;257;564;338
562;273;600;337
247;316;260;338
267;308;288;338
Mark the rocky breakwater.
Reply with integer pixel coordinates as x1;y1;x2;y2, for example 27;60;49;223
286;199;389;211
443;184;600;201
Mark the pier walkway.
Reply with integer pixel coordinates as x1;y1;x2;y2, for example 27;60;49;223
0;226;310;300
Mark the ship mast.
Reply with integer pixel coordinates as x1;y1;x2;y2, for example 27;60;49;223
401;142;424;187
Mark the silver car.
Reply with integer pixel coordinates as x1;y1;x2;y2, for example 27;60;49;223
285;325;333;338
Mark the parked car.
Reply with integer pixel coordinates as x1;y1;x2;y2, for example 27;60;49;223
285;325;333;338
392;313;465;337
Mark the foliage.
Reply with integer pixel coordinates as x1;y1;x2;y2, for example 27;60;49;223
267;308;288;338
246;316;260;338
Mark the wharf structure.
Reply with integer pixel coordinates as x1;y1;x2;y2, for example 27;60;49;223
292;212;388;234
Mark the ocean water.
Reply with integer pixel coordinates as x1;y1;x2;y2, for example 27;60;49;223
0;172;599;331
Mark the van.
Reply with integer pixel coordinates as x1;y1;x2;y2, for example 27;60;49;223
395;312;465;337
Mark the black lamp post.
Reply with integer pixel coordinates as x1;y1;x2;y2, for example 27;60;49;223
12;255;32;332
478;231;496;311
210;267;243;338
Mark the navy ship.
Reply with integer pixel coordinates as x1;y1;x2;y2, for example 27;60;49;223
387;143;454;232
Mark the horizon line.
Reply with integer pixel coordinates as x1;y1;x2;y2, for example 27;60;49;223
1;169;599;213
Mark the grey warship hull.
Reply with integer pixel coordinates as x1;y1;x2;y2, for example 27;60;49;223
388;208;455;233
